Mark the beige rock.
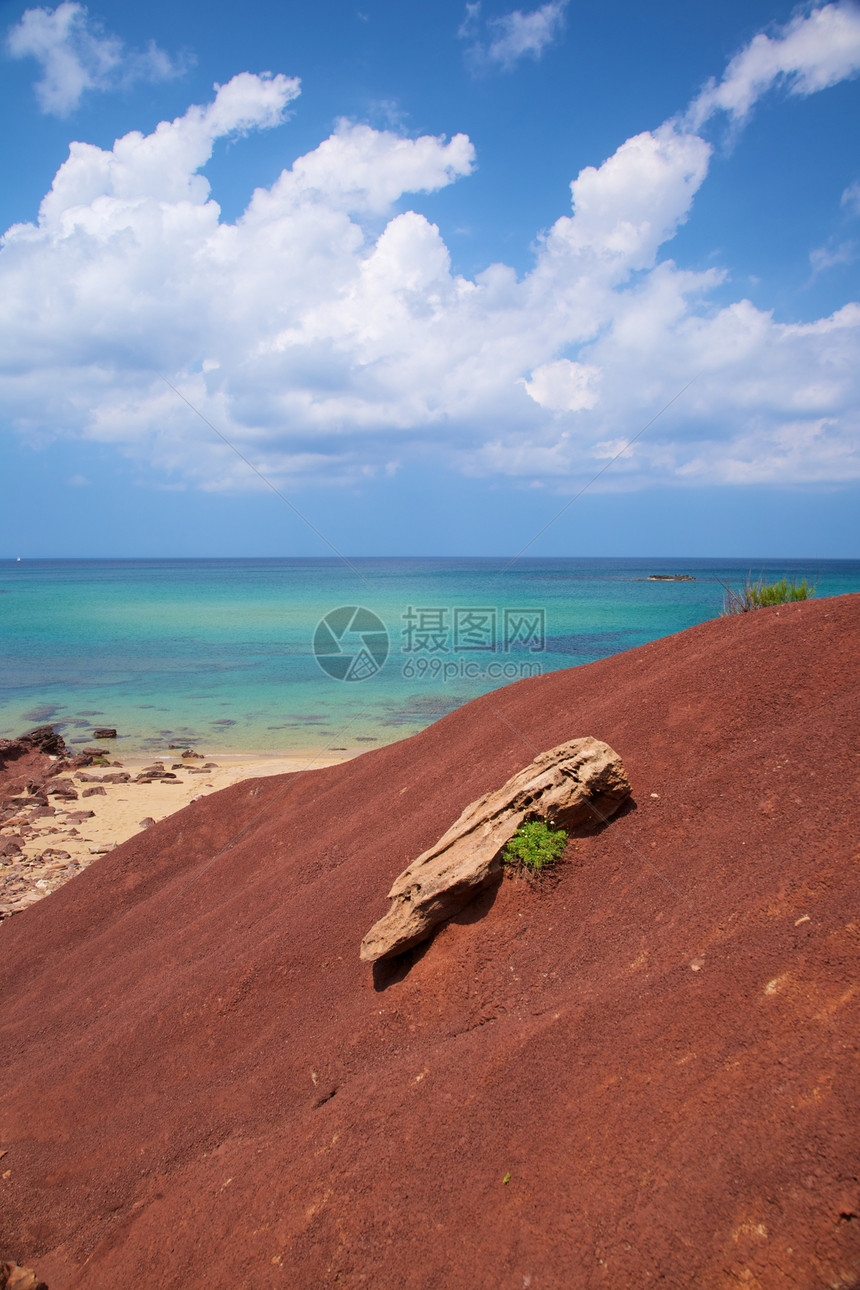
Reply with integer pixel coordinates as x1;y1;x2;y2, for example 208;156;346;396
360;736;630;963
0;1262;48;1290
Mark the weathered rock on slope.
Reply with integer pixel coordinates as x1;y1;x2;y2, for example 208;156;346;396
1;595;858;1289
0;1262;48;1290
361;736;630;962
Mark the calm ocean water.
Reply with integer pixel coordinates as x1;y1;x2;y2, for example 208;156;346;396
1;557;857;756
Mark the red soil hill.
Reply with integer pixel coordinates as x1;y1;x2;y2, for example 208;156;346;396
1;595;858;1289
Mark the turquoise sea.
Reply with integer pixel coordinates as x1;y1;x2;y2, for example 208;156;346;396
1;557;858;757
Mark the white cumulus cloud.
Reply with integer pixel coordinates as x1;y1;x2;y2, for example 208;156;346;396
1;38;859;497
687;2;860;130
522;361;601;413
7;1;187;115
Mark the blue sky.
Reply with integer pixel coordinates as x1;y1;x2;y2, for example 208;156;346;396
1;0;858;557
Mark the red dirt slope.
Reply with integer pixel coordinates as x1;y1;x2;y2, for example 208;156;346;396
1;595;858;1290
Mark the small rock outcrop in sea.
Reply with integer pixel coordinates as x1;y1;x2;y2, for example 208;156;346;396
360;736;631;962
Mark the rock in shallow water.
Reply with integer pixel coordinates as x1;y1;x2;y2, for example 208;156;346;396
360;735;631;963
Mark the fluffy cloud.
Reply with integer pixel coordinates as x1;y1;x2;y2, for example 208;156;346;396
459;1;567;69
522;361;601;413
687;2;860;130
7;1;185;115
1;34;859;496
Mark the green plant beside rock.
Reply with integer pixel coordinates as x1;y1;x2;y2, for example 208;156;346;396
503;819;568;871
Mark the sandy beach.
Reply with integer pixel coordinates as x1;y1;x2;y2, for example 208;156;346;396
0;745;351;917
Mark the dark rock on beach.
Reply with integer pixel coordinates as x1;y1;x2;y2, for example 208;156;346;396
2;796;41;811
46;781;78;800
0;726;66;764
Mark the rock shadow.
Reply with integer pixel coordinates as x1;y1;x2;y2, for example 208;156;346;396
565;793;638;837
371;872;503;992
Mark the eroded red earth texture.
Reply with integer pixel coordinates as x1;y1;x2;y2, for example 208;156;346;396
1;596;858;1289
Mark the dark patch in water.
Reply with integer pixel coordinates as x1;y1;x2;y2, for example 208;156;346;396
212;719;237;726
380;693;467;726
543;632;630;657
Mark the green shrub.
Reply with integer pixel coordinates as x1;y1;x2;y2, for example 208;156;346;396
720;575;815;615
503;819;568;871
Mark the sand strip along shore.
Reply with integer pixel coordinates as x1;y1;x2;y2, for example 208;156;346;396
0;749;350;918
